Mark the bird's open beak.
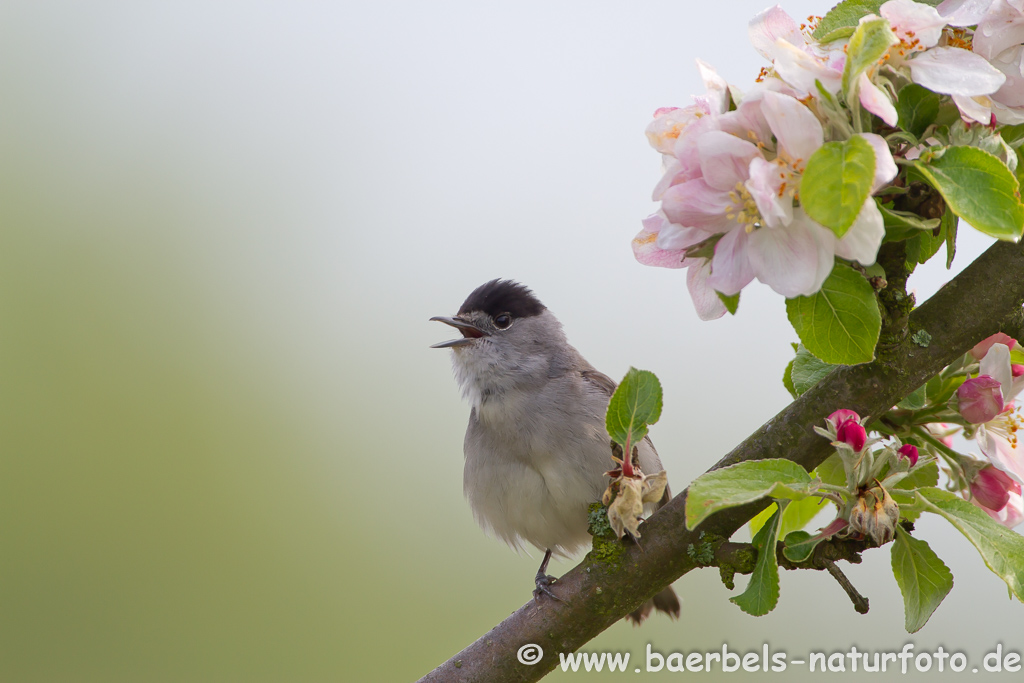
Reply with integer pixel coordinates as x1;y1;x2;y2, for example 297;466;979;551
429;316;488;348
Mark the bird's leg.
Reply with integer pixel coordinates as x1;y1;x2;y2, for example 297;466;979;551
533;549;562;601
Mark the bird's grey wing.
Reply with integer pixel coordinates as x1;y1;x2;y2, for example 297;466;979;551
581;366;673;507
580;367;617;397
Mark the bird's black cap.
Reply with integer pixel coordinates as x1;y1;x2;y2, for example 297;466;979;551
458;279;546;320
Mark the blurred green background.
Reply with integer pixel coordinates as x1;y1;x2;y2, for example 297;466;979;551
1;1;1021;681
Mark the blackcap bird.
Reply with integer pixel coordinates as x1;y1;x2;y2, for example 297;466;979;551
431;279;679;624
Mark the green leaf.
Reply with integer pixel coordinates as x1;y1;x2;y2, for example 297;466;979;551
605;368;662;449
917;487;1024;601
943;209;958;268
783;530;827;563
880;201;942;243
791;344;837;395
897;382;928;410
924;374;964;406
686;459;813;529
896;84;941;139
842;16;898;100
783;359;798;399
913;147;1024;241
731;505;783;616
802;137;877;237
750;495;829;538
717;290;740;315
892;461;940;491
816;453;847;487
786;263;882;365
905;220;945;265
812;0;884;42
891;526;954;633
1000;123;1024;147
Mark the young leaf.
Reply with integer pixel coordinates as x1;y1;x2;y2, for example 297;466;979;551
891;526;954;633
732;505;784;616
686;459;812;529
786;263;882;365
916;488;1024;602
842;16;898;100
605;367;662;449
913;147;1024;241
791;344;836;395
892;461;940;491
895;84;941;139
802;137;877;237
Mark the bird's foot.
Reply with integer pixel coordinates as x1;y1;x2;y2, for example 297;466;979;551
533;572;562;601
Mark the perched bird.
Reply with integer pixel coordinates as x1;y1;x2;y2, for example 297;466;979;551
431;279;679;623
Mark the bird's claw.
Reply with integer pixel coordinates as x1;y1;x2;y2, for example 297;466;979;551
533;573;563;601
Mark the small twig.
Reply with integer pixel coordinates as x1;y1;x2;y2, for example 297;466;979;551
824;559;870;614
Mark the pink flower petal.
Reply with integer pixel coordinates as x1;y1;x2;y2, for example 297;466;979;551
974;0;1024;60
686;258;728;320
858;74;899;126
661;179;734;232
697;131;760;191
972;332;1019;359
707;228;755;296
858;133;899;193
957;375;1005;423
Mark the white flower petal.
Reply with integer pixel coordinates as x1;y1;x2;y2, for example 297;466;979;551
835;198;885;265
858;73;899;126
909;47;1007;97
772;39;843;94
761;90;824;160
881;0;947;47
952;94;994;124
937;0;996;26
747;218;827;297
980;342;1014;401
746;157;792;229
696;59;731;115
748;5;805;60
975;0;1024;60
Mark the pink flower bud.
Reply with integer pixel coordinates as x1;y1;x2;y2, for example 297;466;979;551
1013;364;1024;378
898;444;919;467
956;376;1005;424
827;409;861;428
836;419;867;452
971;466;1019;514
971;332;1019;360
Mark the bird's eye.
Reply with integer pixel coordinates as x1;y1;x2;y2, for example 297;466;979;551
494;313;512;329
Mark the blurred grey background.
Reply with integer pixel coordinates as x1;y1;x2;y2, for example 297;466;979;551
0;1;1019;680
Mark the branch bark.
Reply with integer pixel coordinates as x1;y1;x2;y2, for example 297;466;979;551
417;238;1024;683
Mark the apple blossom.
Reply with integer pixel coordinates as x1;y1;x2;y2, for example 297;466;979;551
898;444;920;466
970;465;1024;527
956;376;1005;423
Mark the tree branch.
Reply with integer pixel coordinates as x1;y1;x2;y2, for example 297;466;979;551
417;238;1024;683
